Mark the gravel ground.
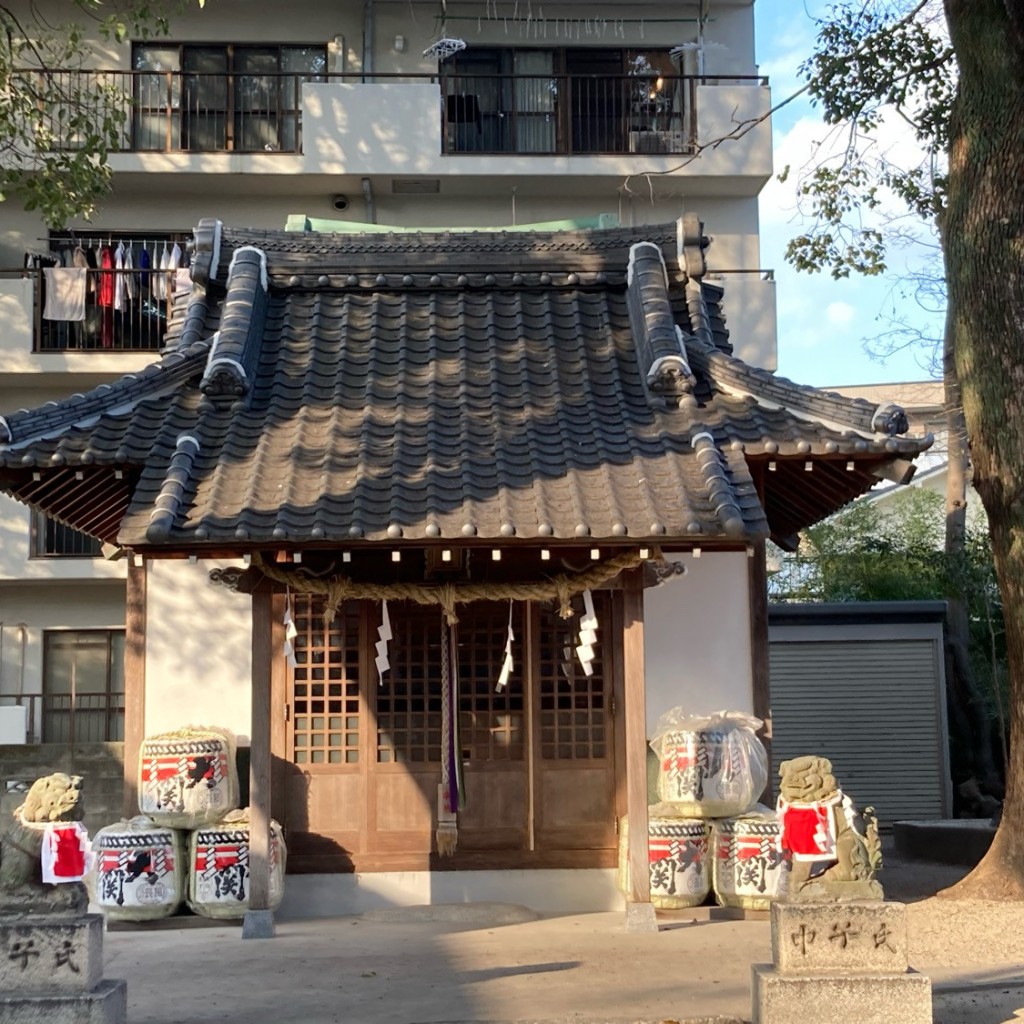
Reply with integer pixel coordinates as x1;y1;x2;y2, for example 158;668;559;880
879;838;1024;972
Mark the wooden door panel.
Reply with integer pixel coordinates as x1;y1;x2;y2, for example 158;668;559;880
374;769;436;833
458;768;528;849
536;765;615;848
299;771;364;833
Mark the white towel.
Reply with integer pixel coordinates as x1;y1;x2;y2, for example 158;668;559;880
43;267;87;321
114;242;127;311
174;266;191;297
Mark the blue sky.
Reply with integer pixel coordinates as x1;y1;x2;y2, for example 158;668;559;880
753;0;944;387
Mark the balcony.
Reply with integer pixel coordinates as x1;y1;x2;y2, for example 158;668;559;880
0;244;182;375
2;268;168;353
10;68;771;186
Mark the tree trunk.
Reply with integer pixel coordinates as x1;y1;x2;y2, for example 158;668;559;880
943;311;1003;805
940;0;1024;899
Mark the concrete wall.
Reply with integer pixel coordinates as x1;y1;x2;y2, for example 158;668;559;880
15;0;756;76
0;742;124;837
643;551;753;735
279;868;622;918
143;560;253;741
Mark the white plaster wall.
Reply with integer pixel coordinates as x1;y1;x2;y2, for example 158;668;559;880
0;494;127;582
14;0;363;68
643;551;753;735
710;271;777;371
0;278;33;350
0;581;127;739
300;80;771;184
143;559;253;741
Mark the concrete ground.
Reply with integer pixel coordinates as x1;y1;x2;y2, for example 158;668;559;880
98;842;1024;1024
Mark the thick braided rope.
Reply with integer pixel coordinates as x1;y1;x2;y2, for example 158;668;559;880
440;613;451;799
251;547;661;625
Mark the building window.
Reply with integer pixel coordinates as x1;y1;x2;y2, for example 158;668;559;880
31;512;102;558
42;631;126;743
132;43;327;152
443;47;691;155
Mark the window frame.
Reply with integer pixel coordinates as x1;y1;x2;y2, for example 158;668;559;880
41;629;126;744
130;41;327;153
30;511;103;559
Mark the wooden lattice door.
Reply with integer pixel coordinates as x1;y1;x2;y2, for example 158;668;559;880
275;596;369;872
532;593;618;856
274;594;618;873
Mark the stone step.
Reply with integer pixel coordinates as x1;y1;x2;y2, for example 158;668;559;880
0;977;126;1024
0;914;104;995
771;900;908;975
752;964;932;1024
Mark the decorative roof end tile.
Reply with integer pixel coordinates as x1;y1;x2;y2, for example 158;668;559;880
677;212;709;281
626;245;696;406
199;246;269;408
191;218;223;287
872;403;910;436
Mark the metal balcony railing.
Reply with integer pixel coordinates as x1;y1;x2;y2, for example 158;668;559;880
0;694;124;744
3;267;172;353
10;68;765;157
442;72;704;156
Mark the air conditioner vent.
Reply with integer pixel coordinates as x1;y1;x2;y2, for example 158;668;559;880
391;178;441;195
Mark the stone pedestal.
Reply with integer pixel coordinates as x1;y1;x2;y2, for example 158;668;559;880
752;901;932;1024
0;914;126;1024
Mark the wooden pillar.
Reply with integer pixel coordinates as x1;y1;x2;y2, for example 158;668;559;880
122;557;147;818
748;540;772;801
243;576;275;939
622;567;656;931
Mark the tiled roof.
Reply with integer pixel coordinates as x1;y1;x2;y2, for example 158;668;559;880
0;216;932;551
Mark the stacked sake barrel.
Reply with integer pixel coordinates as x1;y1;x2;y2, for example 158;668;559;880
619;710;789;911
92;726;286;921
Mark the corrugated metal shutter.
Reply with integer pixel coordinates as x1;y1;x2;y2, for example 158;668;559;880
768;639;946;823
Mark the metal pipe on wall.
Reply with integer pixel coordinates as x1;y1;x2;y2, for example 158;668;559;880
363;0;375;77
362;177;377;224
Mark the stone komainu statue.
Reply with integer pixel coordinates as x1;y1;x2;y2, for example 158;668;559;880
776;755;883;902
0;772;89;913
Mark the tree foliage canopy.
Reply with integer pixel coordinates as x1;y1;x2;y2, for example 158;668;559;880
784;0;955;279
771;490;1001;662
0;1;200;227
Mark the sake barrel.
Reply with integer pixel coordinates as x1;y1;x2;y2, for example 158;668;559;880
657;726;760;817
187;809;286;919
618;814;712;910
138;726;239;828
712;810;790;911
91;816;184;921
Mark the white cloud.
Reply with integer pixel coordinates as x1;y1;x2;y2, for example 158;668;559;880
826;301;856;327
